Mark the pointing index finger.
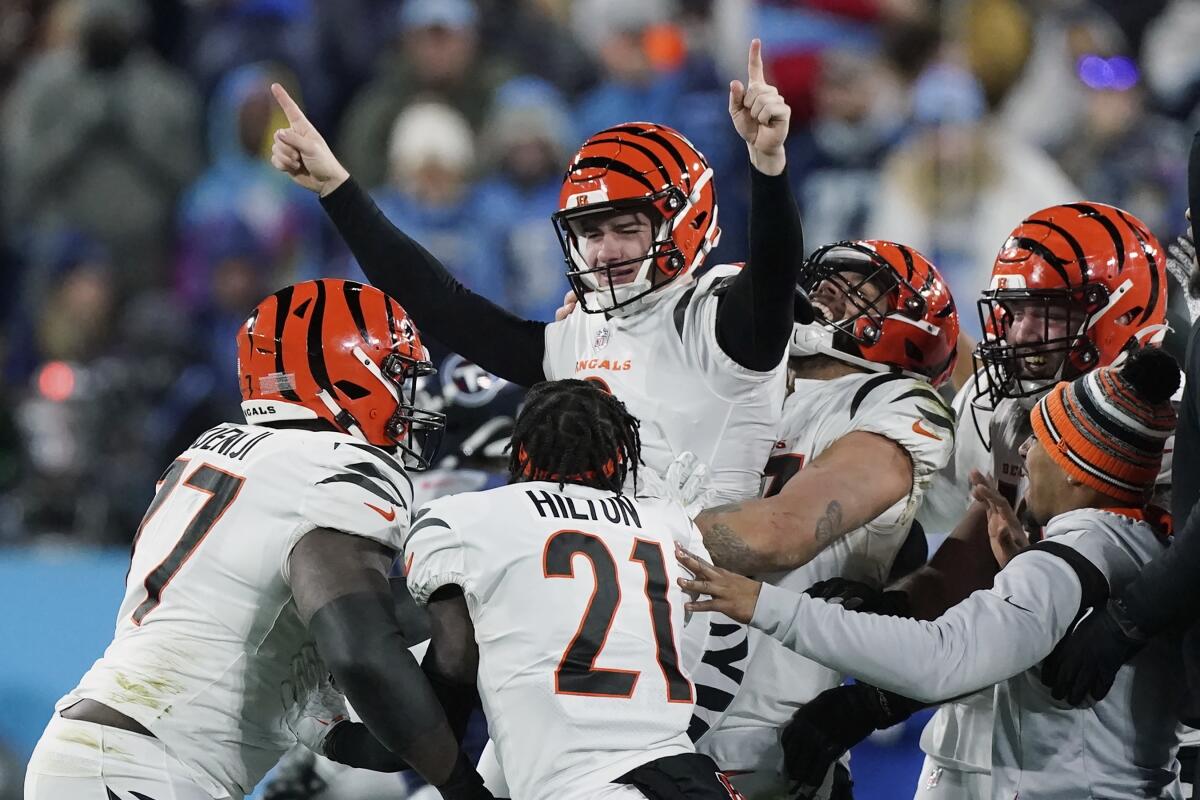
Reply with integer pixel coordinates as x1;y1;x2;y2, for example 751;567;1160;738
271;82;309;130
747;38;764;84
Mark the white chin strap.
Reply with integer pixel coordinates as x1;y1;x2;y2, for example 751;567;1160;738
789;322;835;359
789;321;911;377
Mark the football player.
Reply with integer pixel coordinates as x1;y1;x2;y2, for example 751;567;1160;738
24;280;492;800
405;379;740;800
681;241;960;798
268;40;807;506
779;203;1171;800
679;345;1184;800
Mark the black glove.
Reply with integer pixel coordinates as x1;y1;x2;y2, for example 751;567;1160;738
782;682;927;798
262;746;327;800
1040;598;1147;706
805;578;910;617
436;750;495;800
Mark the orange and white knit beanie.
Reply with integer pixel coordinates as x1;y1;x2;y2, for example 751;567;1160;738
1030;348;1179;504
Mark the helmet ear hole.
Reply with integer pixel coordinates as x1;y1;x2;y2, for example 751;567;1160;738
334;380;370;400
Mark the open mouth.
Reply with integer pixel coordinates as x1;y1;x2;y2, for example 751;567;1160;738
810;300;837;324
597;265;639;287
1016;353;1055;378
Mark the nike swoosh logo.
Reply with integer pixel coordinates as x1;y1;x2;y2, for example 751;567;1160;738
364;502;397;522
1002;594;1033;613
912;419;941;440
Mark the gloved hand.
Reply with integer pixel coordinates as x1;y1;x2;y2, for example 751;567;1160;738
281;644;350;754
805;578;910;617
639;451;715;517
436;750;496;800
1040;598;1147;705
781;684;887;798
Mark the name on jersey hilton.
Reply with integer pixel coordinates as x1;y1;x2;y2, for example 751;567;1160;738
525;489;643;529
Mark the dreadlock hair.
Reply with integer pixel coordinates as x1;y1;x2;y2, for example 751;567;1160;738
508;379;642;494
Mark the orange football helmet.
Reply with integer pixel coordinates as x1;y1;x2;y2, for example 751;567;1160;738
237;279;444;467
975;202;1168;407
551;122;721;313
790;240;960;386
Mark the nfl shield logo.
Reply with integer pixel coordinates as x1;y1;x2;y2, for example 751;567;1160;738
592;326;610;352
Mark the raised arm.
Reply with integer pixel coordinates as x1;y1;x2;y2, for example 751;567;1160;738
289;529;491;798
269;83;547;387
714;39;805;372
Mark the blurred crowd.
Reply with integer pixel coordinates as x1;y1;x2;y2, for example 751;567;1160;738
1;0;1198;545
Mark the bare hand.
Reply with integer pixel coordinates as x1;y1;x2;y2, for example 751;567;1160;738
554;289;578;321
269;83;350;196
969;469;1029;567
729;39;790;176
676;545;762;623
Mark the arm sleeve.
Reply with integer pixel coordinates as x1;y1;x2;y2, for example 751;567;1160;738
750;549;1082;702
403;503;468;606
852;379;957;534
284;442;416;579
714;167;804;371
321;178;548;387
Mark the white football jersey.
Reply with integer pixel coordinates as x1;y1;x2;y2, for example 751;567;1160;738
693;371;955;775
60;424;413;798
543;266;788;504
405;481;709;800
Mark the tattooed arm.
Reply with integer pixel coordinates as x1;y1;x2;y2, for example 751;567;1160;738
696;431;913;574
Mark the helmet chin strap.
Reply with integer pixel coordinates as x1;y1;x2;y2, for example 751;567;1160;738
316;389;368;443
789;321;919;379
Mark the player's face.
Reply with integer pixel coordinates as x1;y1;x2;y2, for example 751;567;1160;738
809;270;888;324
1003;298;1077;379
1021;432;1065;524
572;211;655;285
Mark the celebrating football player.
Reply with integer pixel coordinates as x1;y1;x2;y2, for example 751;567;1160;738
405;379;742;800
682;240;959;798
679;346;1184;800
778;204;1172;800
25;280;492;800
268;39;806;507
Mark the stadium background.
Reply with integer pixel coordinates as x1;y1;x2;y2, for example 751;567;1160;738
0;0;1196;796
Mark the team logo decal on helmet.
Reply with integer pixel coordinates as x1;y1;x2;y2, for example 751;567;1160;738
790;240;959;386
237;279;445;468
974;202;1167;407
552;122;721;314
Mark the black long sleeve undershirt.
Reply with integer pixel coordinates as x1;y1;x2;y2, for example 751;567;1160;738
714;167;804;372
322;165;802;379
321;179;548;387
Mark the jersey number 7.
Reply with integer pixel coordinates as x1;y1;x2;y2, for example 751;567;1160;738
544;530;693;703
128;459;246;625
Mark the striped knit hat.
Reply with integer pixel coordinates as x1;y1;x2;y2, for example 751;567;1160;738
1030;348;1179;504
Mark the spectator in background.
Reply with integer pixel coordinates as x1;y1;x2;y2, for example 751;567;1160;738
175;63;323;312
788;48;906;246
870;63;1079;334
1051;56;1189;241
570;0;683;139
474;0;598;98
337;0;509;188
3;0;201;288
190;218;272;402
474;78;574;320
341;102;503;309
182;0;334;127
